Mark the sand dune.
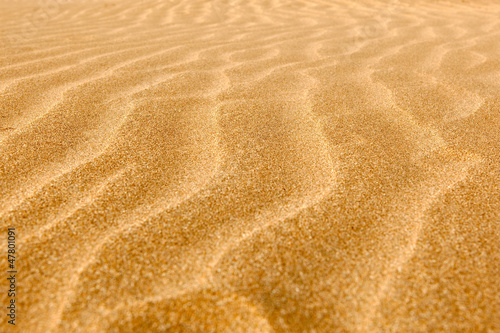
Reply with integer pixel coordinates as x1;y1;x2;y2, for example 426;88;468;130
1;0;499;332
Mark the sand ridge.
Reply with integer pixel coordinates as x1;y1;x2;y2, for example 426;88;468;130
0;0;499;332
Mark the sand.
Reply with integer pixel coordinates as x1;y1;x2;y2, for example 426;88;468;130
0;0;499;332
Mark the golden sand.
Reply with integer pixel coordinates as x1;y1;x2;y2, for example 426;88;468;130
0;0;499;331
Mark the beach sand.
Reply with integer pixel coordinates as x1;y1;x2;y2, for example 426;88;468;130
0;0;499;331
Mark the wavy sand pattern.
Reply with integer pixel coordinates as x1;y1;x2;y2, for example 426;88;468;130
1;0;500;332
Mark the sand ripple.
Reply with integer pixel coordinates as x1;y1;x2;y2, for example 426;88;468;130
1;0;499;332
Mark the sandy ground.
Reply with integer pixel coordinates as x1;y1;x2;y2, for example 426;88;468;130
0;0;499;332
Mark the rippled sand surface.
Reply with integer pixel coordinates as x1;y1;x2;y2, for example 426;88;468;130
1;0;499;331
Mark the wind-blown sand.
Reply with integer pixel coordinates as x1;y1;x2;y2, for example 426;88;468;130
0;0;499;331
